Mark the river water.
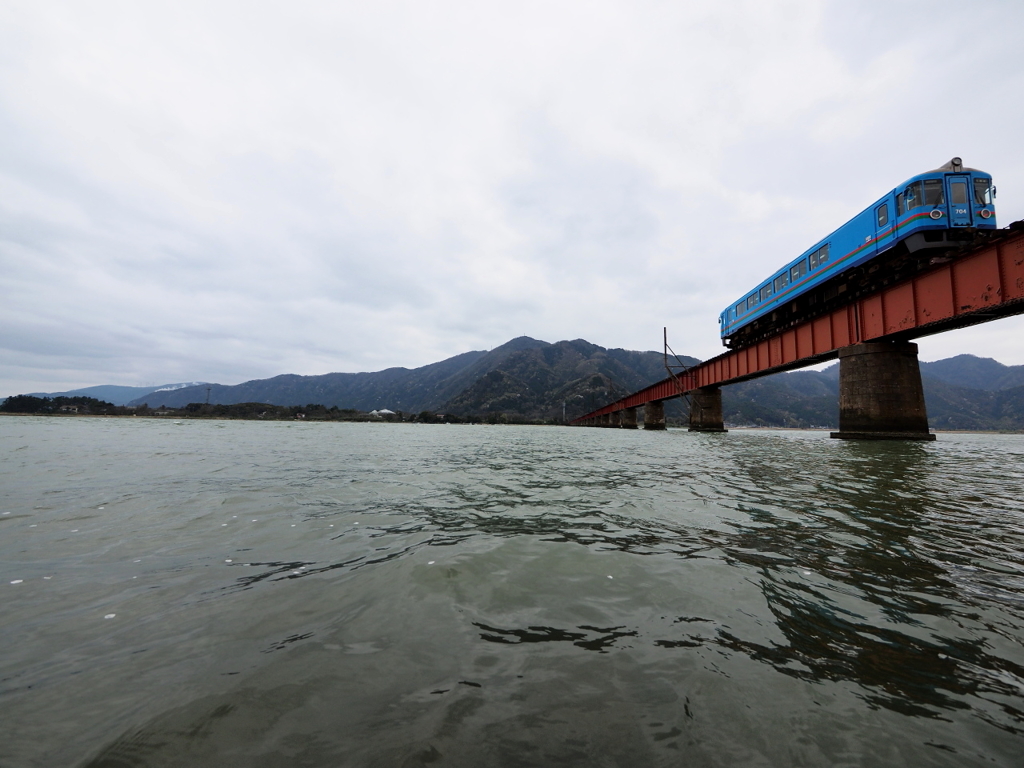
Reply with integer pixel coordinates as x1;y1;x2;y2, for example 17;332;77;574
1;417;1023;767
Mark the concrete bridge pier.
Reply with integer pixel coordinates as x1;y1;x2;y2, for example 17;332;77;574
688;387;727;433
621;407;638;429
643;400;666;430
830;341;935;441
609;411;621;428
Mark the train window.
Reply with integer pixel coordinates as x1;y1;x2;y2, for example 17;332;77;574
897;193;904;216
924;179;945;205
877;204;888;226
905;182;923;210
774;272;789;293
791;260;807;282
809;244;828;270
951;180;967;205
736;302;745;316
974;178;993;204
760;284;772;301
747;294;758;309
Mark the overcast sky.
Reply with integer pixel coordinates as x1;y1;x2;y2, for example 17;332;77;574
2;1;1023;396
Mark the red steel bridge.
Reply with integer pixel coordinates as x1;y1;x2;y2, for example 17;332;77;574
573;222;1024;438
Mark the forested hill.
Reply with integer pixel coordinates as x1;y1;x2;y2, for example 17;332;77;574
128;337;695;422
918;355;1024;391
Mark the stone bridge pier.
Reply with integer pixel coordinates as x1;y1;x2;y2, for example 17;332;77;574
830;341;935;441
621;407;638;429
643;401;666;430
688;387;727;433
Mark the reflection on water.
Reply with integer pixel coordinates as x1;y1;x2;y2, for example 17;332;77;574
715;440;1024;726
474;622;639;653
1;419;1023;766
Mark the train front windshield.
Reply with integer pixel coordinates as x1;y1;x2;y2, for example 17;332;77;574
974;178;994;204
904;179;945;211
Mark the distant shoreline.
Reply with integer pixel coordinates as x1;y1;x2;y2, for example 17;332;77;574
2;412;1022;435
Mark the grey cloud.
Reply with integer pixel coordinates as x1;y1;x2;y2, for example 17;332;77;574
2;0;1023;396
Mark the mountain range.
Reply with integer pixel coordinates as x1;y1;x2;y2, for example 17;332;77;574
22;340;1024;430
26;382;206;406
122;337;691;422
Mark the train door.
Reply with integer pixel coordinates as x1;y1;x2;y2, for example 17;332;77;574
947;175;972;227
874;199;891;253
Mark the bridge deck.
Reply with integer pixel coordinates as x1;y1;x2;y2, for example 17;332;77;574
574;223;1024;422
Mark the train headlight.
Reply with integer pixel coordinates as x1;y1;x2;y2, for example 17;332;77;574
980;209;993;219
929;210;943;219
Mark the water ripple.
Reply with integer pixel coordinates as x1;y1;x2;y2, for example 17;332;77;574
2;420;1024;766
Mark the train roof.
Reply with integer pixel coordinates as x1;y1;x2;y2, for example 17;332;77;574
927;157;984;174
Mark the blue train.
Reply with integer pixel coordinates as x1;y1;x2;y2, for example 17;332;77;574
720;158;997;346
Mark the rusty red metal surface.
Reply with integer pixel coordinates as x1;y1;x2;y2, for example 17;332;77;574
574;225;1024;423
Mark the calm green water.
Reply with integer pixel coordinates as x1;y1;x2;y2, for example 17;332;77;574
2;417;1023;767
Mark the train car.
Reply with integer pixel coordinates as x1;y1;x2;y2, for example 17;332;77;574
720;158;997;347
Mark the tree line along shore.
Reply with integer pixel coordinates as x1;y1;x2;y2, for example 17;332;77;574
0;395;560;424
